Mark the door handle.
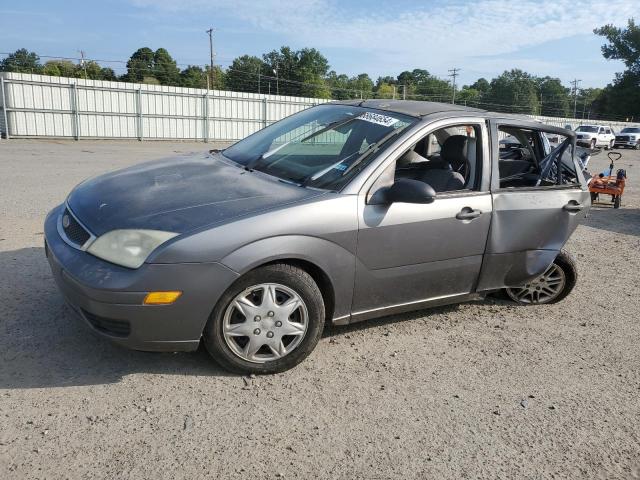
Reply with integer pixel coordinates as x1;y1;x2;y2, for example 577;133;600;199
456;208;482;220
563;202;584;212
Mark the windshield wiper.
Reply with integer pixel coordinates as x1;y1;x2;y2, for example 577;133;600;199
245;116;358;172
341;128;403;177
299;127;403;188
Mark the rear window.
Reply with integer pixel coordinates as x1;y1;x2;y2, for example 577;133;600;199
576;126;598;133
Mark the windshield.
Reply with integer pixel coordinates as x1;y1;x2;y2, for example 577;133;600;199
621;128;640;133
576;126;599;133
222;105;417;190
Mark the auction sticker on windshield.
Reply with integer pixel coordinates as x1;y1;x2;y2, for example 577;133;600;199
357;112;399;127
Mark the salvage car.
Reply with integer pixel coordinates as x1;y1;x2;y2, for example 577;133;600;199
45;100;590;373
614;126;640;149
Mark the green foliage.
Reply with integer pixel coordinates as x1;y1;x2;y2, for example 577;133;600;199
536;77;570;117
594;19;640;75
482;69;538;114
1;49;41;73
397;69;451;101
594;18;640;119
153;48;180;85
124;47;155;82
225;55;268;93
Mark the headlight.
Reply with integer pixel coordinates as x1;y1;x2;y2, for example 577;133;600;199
87;229;178;269
630;136;637;141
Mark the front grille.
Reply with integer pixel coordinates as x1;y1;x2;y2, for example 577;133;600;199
615;136;629;141
62;208;90;247
82;310;131;337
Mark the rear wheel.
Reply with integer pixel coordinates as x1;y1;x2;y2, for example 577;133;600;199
505;250;577;305
203;264;325;374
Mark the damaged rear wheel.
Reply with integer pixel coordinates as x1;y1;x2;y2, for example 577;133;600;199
505;250;577;305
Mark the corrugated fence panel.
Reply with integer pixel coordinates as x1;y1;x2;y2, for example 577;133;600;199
4;72;634;142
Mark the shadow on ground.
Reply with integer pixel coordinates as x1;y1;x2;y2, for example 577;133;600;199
0;247;480;390
584;207;640;237
0;247;233;390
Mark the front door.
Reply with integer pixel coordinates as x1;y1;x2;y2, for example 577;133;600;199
351;120;493;320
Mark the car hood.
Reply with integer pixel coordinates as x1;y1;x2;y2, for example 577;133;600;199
67;153;325;236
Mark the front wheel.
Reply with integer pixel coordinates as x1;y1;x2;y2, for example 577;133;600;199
609;140;614;150
614;195;621;209
505;250;577;305
591;139;597;149
203;264;325;374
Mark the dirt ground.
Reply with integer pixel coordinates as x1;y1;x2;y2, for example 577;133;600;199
1;139;639;479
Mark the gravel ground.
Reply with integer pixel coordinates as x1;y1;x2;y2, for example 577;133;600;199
1;139;639;479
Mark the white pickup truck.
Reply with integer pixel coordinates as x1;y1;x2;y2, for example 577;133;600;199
575;125;616;149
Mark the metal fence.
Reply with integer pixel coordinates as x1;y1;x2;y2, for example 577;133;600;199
0;72;327;142
0;72;637;142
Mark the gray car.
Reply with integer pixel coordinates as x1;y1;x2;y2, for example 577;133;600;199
45;100;590;373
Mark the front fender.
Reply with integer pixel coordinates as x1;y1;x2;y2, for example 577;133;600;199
219;235;356;322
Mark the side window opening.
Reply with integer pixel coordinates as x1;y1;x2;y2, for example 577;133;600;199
498;125;579;188
392;124;483;193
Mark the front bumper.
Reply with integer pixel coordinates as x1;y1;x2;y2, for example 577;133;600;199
44;205;239;352
614;141;639;148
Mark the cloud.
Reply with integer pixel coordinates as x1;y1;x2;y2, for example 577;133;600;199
131;0;634;79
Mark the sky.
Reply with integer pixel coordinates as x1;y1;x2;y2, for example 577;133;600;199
0;0;635;88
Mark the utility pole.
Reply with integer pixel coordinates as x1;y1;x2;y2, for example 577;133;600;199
401;84;406;100
206;28;215;90
448;68;460;104
78;50;87;79
392;85;396;100
570;78;581;119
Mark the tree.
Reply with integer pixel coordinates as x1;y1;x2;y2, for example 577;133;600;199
180;65;207;88
1;49;41;73
594;18;640;119
124;47;155;82
594;19;640;75
397;69;451;101
536;77;570;117
484;69;538;114
348;73;374;99
470;78;490;95
43;60;75;77
375;82;395;98
226;55;268;93
153;48;180;85
326;71;352;99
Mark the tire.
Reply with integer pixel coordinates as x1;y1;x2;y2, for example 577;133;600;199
609;140;614;150
635;143;640;150
203;263;325;374
505;250;577;305
590;139;597;149
614;195;621;209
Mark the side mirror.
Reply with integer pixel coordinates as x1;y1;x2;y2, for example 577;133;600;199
371;178;436;205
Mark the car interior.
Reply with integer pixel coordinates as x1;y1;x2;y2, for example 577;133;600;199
497;126;581;188
393;124;481;192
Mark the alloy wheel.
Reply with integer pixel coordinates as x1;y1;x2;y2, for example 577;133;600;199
222;283;309;363
506;263;567;304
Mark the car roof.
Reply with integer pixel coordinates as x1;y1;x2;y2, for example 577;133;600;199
328;99;574;136
329;99;485;117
